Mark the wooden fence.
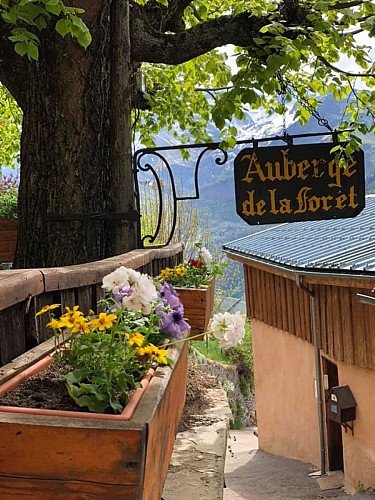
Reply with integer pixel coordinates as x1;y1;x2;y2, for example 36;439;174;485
0;243;183;368
243;264;375;371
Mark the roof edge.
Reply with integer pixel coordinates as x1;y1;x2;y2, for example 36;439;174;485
223;247;375;287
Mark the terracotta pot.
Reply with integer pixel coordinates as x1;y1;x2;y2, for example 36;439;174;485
0;338;188;499
0;219;17;264
176;279;215;340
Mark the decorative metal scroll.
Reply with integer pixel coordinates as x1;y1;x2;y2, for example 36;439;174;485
133;142;228;246
133;131;350;247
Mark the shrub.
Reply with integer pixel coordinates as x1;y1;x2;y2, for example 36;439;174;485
0;175;18;218
225;320;253;397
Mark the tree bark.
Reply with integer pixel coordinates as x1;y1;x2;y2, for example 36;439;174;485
14;4;119;268
110;0;139;256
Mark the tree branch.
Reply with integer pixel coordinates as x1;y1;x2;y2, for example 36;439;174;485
318;55;375;78
131;11;268;64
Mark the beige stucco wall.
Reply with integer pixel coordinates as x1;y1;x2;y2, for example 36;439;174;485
338;362;375;494
252;319;320;466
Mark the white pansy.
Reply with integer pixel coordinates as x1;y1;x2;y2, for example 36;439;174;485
103;267;158;314
199;246;212;264
133;273;158;314
209;312;245;349
102;266;130;292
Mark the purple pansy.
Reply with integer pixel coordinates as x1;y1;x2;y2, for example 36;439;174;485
158;282;184;313
113;285;134;307
160;309;189;339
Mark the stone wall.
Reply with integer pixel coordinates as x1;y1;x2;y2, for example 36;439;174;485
190;348;255;427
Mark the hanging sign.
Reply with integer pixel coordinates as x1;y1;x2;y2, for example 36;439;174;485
234;142;365;224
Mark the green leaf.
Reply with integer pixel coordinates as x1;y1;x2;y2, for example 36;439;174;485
55;18;71;37
14;41;27;56
26;41;38;60
76;29;91;49
45;3;61;15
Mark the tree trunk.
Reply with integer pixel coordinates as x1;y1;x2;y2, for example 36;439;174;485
14;3;138;269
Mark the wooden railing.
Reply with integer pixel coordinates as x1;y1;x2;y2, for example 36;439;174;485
0;243;184;368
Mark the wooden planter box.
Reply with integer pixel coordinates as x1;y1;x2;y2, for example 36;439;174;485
0;338;188;499
176;279;215;340
0;219;17;264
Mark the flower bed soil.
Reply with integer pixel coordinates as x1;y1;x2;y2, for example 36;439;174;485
0;363;83;412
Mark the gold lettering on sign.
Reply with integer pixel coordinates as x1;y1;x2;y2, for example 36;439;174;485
295;187;312;214
242;191;266;216
241;152;266;183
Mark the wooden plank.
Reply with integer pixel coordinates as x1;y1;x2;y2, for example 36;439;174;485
280;276;288;332
0;303;25;366
286;278;295;335
362;293;375;369
243;266;254;317
41;248;159;292
294;287;303;338
0;477;138;499
326;286;335;358
273;275;281;329
34;292;57;344
0;219;18;262
331;286;343;362
316;285;326;350
0;270;44;311
0;337;58;385
140;343;188;500
255;269;264;323
248;267;258;319
0;423;144;485
351;291;367;368
269;273;277;326
340;287;354;366
59;289;76;312
76;285;94;315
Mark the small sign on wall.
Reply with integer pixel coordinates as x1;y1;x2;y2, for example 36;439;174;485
234;142;365;224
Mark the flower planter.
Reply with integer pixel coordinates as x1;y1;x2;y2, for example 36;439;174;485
176;279;215;340
0;219;17;264
0;337;188;499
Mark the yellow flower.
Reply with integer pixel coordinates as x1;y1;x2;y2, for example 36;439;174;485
35;303;60;317
153;346;169;364
88;312;117;331
128;332;145;347
159;268;171;279
175;266;187;277
137;344;154;360
137;343;168;364
64;306;83;317
57;315;79;329
46;318;61;329
71;317;90;334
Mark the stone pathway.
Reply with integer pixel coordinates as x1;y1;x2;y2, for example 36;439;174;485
224;428;375;500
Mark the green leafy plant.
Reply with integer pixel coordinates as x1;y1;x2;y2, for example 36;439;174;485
37;266;247;414
157;242;226;288
226;320;253;396
0;175;18;218
37;266;190;414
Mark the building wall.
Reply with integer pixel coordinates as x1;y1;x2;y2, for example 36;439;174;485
338;362;375;494
252;319;320;466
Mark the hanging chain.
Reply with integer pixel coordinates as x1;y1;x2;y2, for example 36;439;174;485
277;73;333;132
277;76;288;137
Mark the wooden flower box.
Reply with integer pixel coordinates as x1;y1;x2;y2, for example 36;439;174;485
0;337;188;499
0;219;17;264
176;279;215;340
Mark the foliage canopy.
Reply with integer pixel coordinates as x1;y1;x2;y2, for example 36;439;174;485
1;0;375;165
